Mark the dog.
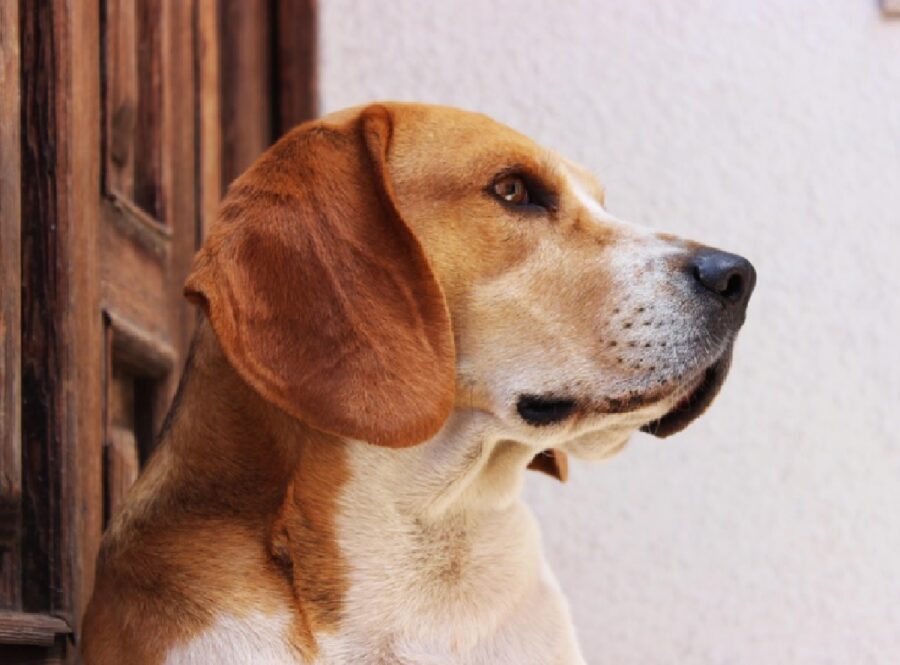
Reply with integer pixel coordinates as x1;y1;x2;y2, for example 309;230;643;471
82;103;755;664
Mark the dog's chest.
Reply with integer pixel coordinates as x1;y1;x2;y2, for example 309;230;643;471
313;582;586;665
309;502;585;664
163;611;301;664
162;506;584;665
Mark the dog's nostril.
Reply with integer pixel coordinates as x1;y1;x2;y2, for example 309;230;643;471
722;273;743;300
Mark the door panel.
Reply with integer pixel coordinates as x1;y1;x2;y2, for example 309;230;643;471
100;0;198;523
15;4;102;659
1;1;316;660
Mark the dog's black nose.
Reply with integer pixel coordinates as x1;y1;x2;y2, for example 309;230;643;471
689;249;756;307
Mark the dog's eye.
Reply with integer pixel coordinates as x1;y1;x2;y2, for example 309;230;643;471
492;175;530;206
489;172;556;212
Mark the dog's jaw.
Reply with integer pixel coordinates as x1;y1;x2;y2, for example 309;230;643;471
641;345;734;437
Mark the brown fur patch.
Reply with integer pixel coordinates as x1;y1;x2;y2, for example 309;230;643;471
82;324;344;663
269;430;350;632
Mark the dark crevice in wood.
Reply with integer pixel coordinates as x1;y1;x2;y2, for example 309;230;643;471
218;0;271;189
0;639;66;664
267;0;279;138
133;377;157;466
134;0;164;221
271;0;318;136
191;0;202;251
99;0;109;202
19;0;64;615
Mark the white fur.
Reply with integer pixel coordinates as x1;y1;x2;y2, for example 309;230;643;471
313;410;588;664
164;611;299;665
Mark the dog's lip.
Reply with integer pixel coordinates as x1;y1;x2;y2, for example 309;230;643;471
640;346;734;438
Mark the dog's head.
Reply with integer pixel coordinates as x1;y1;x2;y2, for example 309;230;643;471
186;103;754;474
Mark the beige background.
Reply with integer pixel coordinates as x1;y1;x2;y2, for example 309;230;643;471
320;1;900;662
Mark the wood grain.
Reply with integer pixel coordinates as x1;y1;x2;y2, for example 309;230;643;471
0;0;22;610
133;0;165;219
104;428;139;523
104;0;138;200
196;0;222;241
19;0;65;616
46;3;105;652
273;0;319;133
219;0;272;187
0;611;71;647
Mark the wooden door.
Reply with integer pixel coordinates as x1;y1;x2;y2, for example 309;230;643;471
100;0;208;527
0;2;316;662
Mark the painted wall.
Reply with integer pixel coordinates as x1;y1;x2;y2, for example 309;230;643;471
320;1;900;662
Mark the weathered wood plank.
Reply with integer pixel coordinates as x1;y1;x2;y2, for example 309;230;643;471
0;0;23;611
100;204;173;345
196;0;221;241
19;1;105;655
63;0;105;640
106;311;177;380
0;611;71;647
19;0;65;616
166;0;200;403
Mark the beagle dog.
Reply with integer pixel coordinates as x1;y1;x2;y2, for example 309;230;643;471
82;103;755;664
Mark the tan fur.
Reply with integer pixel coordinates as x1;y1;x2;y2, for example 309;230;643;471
82;103;752;664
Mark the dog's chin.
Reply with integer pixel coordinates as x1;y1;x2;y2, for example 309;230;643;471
640;346;734;438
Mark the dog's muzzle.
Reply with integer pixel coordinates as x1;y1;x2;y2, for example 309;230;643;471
641;248;756;437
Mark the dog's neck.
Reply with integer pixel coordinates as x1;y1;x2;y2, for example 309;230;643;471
314;417;548;659
138;323;302;523
147;323;543;643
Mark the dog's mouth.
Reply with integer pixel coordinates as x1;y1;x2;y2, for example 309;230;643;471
515;345;734;434
639;346;733;438
516;395;578;427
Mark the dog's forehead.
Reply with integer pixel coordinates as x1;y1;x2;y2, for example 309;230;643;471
391;105;610;202
323;103;619;233
385;103;559;177
388;102;531;143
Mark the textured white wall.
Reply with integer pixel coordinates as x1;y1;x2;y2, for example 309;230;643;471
320;1;900;662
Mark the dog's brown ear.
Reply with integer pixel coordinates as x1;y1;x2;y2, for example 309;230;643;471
184;106;455;447
527;449;569;482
